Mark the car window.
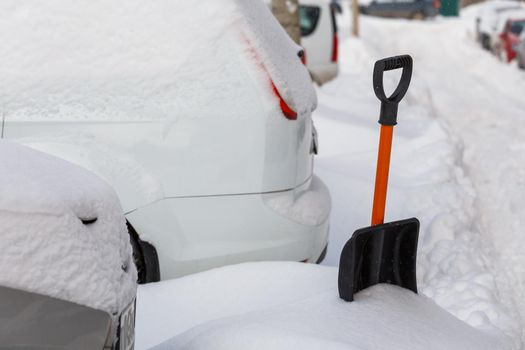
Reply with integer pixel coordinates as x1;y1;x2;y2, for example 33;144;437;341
299;5;321;36
510;20;525;35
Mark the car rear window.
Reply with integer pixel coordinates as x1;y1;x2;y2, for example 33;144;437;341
510;20;525;34
299;6;321;37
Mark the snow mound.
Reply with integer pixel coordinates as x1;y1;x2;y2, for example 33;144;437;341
137;263;510;350
0;140;136;316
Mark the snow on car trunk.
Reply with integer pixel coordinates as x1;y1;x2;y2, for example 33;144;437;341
0;141;136;316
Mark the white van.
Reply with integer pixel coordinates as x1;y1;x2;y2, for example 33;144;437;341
264;0;340;84
300;0;340;84
0;0;331;282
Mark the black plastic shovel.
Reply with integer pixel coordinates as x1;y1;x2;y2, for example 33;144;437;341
338;55;419;302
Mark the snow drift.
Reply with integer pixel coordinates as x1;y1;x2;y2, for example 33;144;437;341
137;263;510;350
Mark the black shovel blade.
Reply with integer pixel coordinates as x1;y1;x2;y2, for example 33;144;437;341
338;218;419;302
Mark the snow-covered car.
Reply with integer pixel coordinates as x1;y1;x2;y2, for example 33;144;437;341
0;141;137;349
475;0;524;50
359;0;441;20
0;0;331;282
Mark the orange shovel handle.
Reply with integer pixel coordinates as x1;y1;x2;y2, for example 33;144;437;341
371;125;393;226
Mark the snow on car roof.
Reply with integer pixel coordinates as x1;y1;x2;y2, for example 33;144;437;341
0;140;136;316
0;0;315;121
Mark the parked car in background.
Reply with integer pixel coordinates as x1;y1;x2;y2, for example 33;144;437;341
299;0;340;83
264;0;340;84
359;0;441;20
0;141;136;350
0;0;331;282
475;0;524;50
515;31;525;68
494;17;525;61
490;9;525;55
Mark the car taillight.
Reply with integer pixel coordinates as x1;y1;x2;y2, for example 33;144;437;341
241;34;297;121
331;34;339;62
432;0;440;9
271;81;297;120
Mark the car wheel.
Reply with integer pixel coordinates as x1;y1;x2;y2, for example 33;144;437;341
127;222;161;284
315;244;328;264
481;35;491;51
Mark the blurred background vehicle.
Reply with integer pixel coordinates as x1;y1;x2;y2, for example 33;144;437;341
265;0;340;84
495;17;525;61
359;0;441;20
475;0;524;50
299;0;340;83
0;141;137;350
490;8;525;54
515;31;525;68
1;0;331;283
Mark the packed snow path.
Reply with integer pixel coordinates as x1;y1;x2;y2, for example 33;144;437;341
317;7;525;348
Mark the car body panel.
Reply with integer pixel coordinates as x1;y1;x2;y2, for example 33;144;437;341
127;175;331;279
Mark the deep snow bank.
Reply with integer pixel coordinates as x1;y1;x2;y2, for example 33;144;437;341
317;4;525;347
137;263;510;350
0;141;136;315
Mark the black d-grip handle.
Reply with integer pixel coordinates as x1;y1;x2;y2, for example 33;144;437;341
373;55;413;126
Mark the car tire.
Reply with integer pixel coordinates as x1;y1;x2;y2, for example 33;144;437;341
127;222;161;284
315;244;328;264
481;35;491;51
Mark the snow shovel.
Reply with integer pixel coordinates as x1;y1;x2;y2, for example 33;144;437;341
338;55;419;302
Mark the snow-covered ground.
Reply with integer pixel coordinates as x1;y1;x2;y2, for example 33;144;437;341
136;4;525;349
316;2;525;347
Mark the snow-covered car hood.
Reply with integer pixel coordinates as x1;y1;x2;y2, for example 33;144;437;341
0;141;136;316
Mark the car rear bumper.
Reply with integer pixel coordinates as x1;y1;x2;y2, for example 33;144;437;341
126;175;331;280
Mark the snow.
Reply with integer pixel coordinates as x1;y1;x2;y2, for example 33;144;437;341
0;140;136;316
137;2;525;349
0;0;314;122
315;2;525;347
264;175;331;226
137;263;510;350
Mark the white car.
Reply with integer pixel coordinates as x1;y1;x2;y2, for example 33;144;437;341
264;0;340;84
300;0;340;84
0;141;136;349
476;0;524;50
0;0;331;282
